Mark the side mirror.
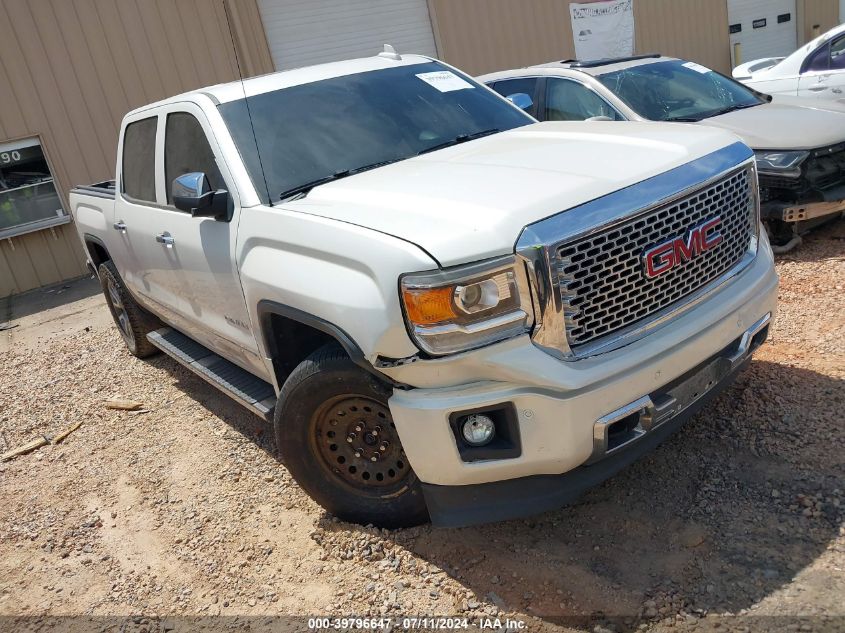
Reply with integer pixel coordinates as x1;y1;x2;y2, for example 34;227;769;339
506;92;534;111
172;172;228;220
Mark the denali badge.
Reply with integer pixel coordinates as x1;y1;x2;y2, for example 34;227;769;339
642;217;723;279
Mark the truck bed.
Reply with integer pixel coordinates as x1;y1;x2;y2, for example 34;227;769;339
69;181;116;260
71;180;116;199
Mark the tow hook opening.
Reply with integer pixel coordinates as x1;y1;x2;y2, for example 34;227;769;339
749;324;770;354
606;411;643;452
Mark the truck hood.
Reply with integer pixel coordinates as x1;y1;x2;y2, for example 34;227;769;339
703;101;845;150
284;121;743;266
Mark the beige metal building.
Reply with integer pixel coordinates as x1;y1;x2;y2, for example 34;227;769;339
0;0;273;297
1;0;840;297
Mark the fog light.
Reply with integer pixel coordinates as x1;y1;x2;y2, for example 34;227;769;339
461;414;496;446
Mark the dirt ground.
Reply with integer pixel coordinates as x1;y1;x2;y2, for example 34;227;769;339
1;221;843;633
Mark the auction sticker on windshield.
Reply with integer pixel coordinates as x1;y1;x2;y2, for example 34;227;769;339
416;71;474;92
682;61;712;74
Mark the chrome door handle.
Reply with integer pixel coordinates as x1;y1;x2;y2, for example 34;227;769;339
113;221;127;232
155;233;175;247
809;85;828;92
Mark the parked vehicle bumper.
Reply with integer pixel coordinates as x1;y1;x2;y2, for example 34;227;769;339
763;197;845;223
387;237;778;526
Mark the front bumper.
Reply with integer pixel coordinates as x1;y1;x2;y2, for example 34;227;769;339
386;237;778;526
422;320;767;527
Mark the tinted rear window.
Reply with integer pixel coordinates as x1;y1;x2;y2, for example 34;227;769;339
122;117;157;202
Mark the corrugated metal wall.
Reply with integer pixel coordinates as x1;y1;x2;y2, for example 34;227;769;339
0;224;89;297
0;0;273;297
427;0;732;75
797;0;841;43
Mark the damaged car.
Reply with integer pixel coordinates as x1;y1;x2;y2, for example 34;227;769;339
481;55;845;251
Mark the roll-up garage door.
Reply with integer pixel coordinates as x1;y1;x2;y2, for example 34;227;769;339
257;0;439;71
728;0;798;67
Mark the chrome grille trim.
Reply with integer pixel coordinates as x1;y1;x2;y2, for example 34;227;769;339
558;167;752;346
515;142;759;361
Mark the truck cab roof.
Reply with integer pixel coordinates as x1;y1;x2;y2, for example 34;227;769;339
126;53;436;116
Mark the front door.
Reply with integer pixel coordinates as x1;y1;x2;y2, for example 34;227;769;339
151;102;261;373
798;34;845;100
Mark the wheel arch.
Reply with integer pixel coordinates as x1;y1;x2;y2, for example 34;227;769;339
83;233;110;270
257;300;384;389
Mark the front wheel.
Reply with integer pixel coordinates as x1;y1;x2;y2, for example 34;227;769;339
275;345;429;528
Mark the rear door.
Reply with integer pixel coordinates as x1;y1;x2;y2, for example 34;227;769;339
111;111;183;319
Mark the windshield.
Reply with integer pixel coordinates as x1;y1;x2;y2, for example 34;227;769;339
596;60;765;122
218;61;532;203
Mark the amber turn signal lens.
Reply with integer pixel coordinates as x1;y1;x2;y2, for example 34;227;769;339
402;287;457;325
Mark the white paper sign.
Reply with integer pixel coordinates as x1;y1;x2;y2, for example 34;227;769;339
682;61;712;74
416;71;474;93
569;0;635;62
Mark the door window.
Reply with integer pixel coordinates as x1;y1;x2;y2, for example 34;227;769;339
164;112;223;206
122;117;157;202
545;78;622;121
804;43;831;72
489;77;540;117
830;36;845;70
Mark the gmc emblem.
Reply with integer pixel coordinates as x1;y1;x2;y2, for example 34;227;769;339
642;217;723;279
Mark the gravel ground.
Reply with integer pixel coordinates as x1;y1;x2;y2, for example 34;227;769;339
0;220;843;633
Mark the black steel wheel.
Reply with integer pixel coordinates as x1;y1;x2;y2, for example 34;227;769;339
312;395;411;494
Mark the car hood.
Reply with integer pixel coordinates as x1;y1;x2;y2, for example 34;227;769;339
703;101;845;150
282;121;743;267
732;57;784;80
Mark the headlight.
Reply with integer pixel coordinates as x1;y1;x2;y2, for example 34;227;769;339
400;256;532;356
754;150;808;176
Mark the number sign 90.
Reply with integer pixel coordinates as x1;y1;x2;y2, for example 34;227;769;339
1;151;22;164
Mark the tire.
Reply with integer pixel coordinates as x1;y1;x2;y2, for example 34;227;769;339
98;261;160;359
275;345;429;528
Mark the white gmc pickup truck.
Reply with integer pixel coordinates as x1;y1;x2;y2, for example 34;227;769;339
71;52;778;528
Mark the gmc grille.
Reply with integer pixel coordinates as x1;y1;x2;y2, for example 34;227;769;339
555;167;754;349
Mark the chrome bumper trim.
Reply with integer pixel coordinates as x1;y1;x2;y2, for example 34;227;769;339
727;312;771;369
589;312;771;463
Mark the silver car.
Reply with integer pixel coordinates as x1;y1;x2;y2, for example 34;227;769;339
480;54;845;250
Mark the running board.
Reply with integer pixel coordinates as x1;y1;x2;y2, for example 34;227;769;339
147;328;276;422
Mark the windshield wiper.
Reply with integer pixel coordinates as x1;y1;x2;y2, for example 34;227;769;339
278;159;402;202
279;171;349;202
702;102;763;118
417;128;501;156
665;101;761;123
